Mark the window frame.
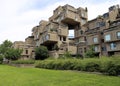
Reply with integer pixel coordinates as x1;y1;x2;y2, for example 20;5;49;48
26;50;28;54
117;31;120;39
105;34;111;41
96;22;100;27
46;34;50;40
81;19;86;25
110;43;116;50
93;37;98;43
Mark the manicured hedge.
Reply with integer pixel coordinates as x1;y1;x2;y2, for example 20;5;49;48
35;58;120;76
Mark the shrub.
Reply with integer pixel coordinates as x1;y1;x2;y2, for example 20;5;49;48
35;57;120;76
35;46;49;60
73;61;84;71
60;60;73;70
105;61;120;76
84;62;101;72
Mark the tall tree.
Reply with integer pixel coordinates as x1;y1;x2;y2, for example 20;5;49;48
0;40;12;54
0;40;22;60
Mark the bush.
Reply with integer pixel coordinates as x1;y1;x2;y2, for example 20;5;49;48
35;57;120;76
84;62;101;72
105;61;120;76
35;46;49;60
73;61;84;71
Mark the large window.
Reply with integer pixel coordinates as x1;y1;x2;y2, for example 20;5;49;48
110;43;116;50
93;37;98;43
117;32;120;39
105;34;111;41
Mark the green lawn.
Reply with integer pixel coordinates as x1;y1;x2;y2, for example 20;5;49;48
0;65;120;86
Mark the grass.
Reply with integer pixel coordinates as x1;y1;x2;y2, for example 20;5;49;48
0;65;120;86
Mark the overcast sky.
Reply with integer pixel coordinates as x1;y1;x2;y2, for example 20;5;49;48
0;0;119;44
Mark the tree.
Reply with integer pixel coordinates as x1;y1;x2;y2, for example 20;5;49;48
0;40;12;54
85;46;96;58
0;54;4;63
5;48;22;60
35;46;49;60
0;40;22;61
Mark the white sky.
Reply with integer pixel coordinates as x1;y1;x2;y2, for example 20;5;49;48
0;0;120;44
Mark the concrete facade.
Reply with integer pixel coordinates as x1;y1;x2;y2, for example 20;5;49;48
13;36;35;59
78;5;120;57
13;4;120;59
30;4;88;58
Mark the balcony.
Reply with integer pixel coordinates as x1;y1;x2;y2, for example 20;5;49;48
58;26;68;36
104;34;120;43
42;33;58;45
106;42;120;52
86;37;100;45
60;10;80;25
